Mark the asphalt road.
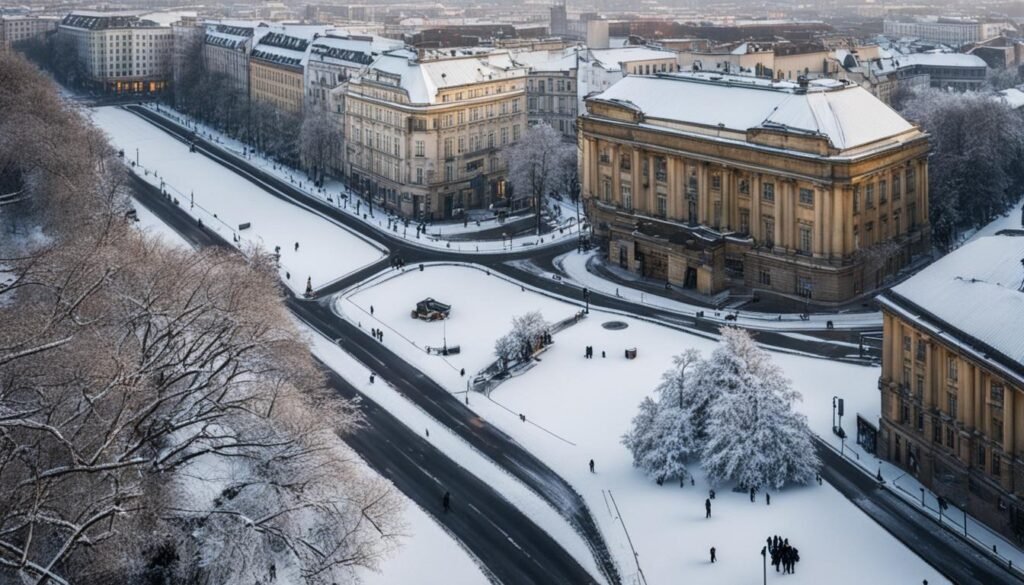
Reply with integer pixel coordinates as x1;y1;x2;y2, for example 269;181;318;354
130;178;604;584
124;105;1024;585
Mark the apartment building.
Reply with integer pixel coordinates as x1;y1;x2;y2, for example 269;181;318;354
203;22;267;96
883;18;1014;47
250;28;327;114
877;235;1024;541
58;11;175;93
511;47;580;139
344;49;528;219
1;15;58;53
579;73;930;303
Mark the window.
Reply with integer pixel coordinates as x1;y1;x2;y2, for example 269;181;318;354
799;225;812;254
415;167;423;184
893;175;902;201
992;453;1001;477
622;185;632;210
656;194;667;217
992;409;1004;444
762;182;775;202
797;276;812;298
763;218;775;248
799;188;814;206
501;127;508;145
513;125;520;141
945;427;955;449
866;184;874;208
907;168;916;194
619;152;631;171
879;180;888;204
738;178;750;195
900;400;910;424
602;180;611;202
711;174;721;191
916;407;924;432
991;384;1005;404
916;339;926;362
977;444;986;467
948;392;958;418
853;186;860;213
933;418;942;443
916;375;924;398
739;209;750;234
444;163;454;181
903;335;911;352
655;157;667;182
759;270;771;286
458;137;465;154
947;357;958;381
444;138;453;158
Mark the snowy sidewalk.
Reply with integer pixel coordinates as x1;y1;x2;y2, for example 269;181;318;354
138;103;587;253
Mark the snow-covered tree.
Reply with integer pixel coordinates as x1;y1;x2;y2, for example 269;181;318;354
494;311;550;369
698;328;820;489
502;123;576;234
299;108;340;183
621;349;701;482
900;89;1024;250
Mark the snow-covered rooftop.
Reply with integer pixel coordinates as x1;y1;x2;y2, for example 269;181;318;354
889;235;1024;369
359;51;526;105
998;88;1024;109
510;47;581;72
901;51;987;68
309;34;404;68
587;73;918;151
587;47;679;71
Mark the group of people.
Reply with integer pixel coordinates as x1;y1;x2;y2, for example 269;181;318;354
370;328;384;342
583;346;604;359
767;536;800;574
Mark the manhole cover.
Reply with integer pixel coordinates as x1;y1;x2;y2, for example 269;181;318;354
602;321;629;330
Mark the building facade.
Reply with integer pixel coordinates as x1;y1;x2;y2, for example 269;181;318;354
203;23;264;96
250;30;313;113
877;235;1024;542
58;11;174;93
512;47;580;139
579;73;930;303
1;15;58;54
344;50;527;219
883;18;1014;47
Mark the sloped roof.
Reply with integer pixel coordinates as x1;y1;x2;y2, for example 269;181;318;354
361;51;526;105
888;235;1024;373
588;73;917;151
587;47;679;71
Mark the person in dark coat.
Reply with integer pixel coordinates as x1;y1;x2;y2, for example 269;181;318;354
705;498;712;518
766;492;771;506
589;459;595;473
750;487;756;502
709;547;716;563
442;491;450;513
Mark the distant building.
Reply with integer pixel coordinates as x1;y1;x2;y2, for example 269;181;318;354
877;235;1024;542
0;15;58;54
900;52;988;91
968;36;1024;73
579;73;930;302
58;11;179;94
549;2;567;38
833;46;986;99
883;17;1015;47
202;22;267;97
344;50;528;219
512;47;580;139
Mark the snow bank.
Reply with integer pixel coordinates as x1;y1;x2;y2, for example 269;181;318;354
90;107;386;294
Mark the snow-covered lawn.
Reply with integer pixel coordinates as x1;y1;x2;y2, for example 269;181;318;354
139;103;585;253
90;106;386;294
339;264;580;392
337;264;947;584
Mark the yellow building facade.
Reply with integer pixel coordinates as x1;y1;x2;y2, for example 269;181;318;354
579;73;930;303
877;235;1024;541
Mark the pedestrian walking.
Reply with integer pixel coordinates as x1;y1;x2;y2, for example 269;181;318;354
426;428;430;437
370;305;374;315
460;368;465;376
589;459;595;473
750;487;755;502
371;327;376;338
442;491;450;513
766;492;771;506
369;373;375;384
378;330;384;342
710;547;716;563
705;498;712;518
294;242;299;251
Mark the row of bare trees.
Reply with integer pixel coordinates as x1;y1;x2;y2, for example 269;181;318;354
0;53;402;584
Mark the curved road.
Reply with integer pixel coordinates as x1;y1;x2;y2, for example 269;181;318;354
123;105;1024;585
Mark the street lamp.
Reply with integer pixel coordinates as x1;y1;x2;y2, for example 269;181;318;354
832;396;845;438
583;287;590;314
760;545;767;585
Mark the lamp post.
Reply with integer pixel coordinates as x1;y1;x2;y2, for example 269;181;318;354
583;287;590;314
760;545;767;585
135;147;139;166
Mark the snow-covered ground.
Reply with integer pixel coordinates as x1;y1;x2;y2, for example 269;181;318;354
91;106;386;294
139;103;586;253
334;264;949;584
299;323;605;583
962;196;1024;245
131;198;191;249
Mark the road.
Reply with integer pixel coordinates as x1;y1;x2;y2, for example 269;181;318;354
130;177;616;584
125;104;877;364
124;105;1024;585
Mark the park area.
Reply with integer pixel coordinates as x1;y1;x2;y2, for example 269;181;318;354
337;263;948;584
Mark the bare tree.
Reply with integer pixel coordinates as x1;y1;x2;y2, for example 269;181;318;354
502;123;576;235
0;54;404;585
299;109;340;185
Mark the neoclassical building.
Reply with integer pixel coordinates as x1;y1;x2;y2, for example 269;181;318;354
344;49;527;219
877;235;1024;541
579;72;930;303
